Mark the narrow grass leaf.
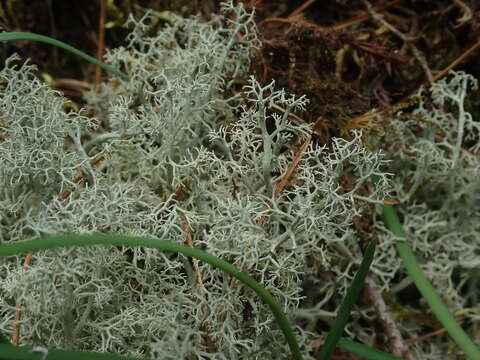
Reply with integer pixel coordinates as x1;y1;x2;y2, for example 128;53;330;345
319;240;376;360
0;234;303;360
0;32;129;80
0;343;154;360
323;334;405;360
382;204;480;360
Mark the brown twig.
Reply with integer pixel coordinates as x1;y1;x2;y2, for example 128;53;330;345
288;0;319;19
180;216;206;295
360;0;434;83
10;252;33;345
332;0;403;31
256;134;311;227
364;276;413;359
406;320;465;344
95;0;106;86
54;78;93;97
431;38;480;83
258;0;403;33
180;215;217;353
11;153;108;344
274;135;311;198
224;108;313;299
451;0;473;28
347;34;480;139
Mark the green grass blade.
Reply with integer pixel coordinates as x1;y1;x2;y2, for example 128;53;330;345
0;234;303;360
0;343;154;360
323;333;404;360
0;32;129;80
381;204;480;360
319;241;376;360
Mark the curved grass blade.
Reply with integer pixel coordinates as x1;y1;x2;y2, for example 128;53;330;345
0;32;129;80
381;204;480;360
0;234;303;360
319;241;376;360
324;333;405;360
0;343;154;360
